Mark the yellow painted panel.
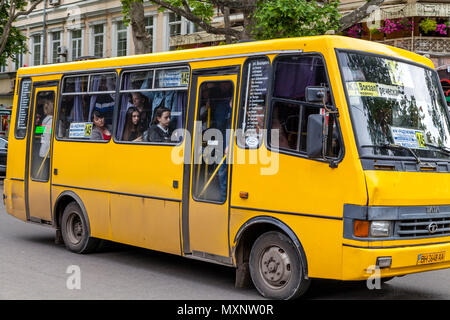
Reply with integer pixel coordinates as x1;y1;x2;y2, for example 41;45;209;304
110;194;181;255
4;179;26;221
189;201;230;257
52;141;183;200
365;170;450;206
230;146;367;219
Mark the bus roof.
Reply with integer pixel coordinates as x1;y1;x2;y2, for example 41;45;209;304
16;35;434;77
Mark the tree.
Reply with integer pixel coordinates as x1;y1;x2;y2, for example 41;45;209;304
0;0;43;66
121;0;256;48
121;0;385;51
122;0;153;54
252;0;341;39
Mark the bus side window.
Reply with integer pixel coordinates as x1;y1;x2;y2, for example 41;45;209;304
58;73;116;141
237;56;270;149
269;55;340;157
116;67;189;143
15;78;33;139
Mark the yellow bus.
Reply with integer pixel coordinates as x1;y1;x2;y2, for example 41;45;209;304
4;36;450;299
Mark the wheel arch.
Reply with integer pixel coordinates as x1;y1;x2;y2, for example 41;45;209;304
53;190;91;236
232;215;309;287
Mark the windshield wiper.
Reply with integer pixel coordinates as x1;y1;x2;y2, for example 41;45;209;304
360;143;422;164
424;143;450;156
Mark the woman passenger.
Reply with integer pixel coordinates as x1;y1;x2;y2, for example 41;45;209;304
122;107;142;141
90;110;111;141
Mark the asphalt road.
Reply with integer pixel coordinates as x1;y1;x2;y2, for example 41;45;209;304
0;182;449;300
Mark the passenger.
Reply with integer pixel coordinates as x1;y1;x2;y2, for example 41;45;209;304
36;99;53;180
143;107;172;143
132;92;152;132
122;107;143;142
90;110;111;141
39;99;54;159
271;106;290;149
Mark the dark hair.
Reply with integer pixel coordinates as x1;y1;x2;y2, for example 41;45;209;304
152;107;170;124
126;107;139;119
123;107;141;141
92;110;105;120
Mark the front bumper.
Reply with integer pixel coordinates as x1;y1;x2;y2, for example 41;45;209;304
342;240;450;280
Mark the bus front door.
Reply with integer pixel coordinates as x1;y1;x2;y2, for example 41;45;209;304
26;86;57;223
184;73;238;262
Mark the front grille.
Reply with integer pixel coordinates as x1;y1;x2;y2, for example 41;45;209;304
396;217;450;238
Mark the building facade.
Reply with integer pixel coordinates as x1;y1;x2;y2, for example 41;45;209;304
340;0;449;67
0;0;203;109
0;0;448;111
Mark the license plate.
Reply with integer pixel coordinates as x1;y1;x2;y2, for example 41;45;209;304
417;252;445;265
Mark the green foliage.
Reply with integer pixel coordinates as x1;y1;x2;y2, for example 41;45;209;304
419;18;437;34
121;0;214;25
0;0;33;66
251;0;341;40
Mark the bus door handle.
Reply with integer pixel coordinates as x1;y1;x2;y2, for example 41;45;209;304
54;168;58;175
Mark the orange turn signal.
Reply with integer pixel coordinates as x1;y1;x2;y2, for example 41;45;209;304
354;220;370;238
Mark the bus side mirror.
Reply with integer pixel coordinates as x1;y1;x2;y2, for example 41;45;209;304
307;114;324;158
306;86;326;103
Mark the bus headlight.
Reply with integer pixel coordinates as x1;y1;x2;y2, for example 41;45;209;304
370;221;391;237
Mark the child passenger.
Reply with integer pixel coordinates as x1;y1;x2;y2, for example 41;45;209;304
143;107;172;143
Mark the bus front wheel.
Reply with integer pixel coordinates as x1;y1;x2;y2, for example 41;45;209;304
61;201;99;254
249;231;310;300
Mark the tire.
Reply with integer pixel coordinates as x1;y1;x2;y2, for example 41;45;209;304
61;201;99;254
249;231;310;300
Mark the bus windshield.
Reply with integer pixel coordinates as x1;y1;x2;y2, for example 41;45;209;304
338;51;450;161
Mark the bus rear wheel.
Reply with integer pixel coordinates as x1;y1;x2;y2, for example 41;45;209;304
61;201;99;254
249;231;310;300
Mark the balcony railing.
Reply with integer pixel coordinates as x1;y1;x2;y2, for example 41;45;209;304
378;37;450;55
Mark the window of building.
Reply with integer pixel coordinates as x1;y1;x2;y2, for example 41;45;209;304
71;30;83;61
116;66;189;143
268;55;340;157
50;31;61;63
145;16;154;53
14;53;24;71
168;13;182;37
32;34;42;66
116;21;128;57
167;13;197;51
57;73;116;141
92;24;105;58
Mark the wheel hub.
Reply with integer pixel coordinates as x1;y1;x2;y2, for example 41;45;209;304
260;246;292;289
67;213;83;245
